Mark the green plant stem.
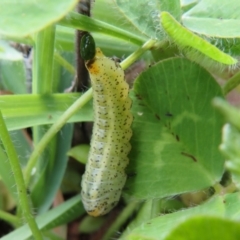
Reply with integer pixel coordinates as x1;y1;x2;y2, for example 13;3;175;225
30;24;60;213
31;24;57;166
1;194;83;240
222;71;240;95
0;209;20;228
225;182;238;194
32;25;56;93
54;52;75;75
150;199;160;218
212;97;240;130
24;88;93;186
0;111;43;240
120;38;157;69
59;11;147;46
24;38;153;186
102;202;138;240
213;183;224;194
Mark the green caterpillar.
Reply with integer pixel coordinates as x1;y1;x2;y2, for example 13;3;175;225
80;34;133;216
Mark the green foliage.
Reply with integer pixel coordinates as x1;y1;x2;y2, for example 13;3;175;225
0;0;240;239
165;216;240;240
126;58;224;200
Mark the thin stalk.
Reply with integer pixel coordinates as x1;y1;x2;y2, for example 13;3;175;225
59;12;147;46
120;39;157;70
102;202;138;240
24;38;154;186
222;71;240;95
0;209;20;228
213;183;224;195
0;111;42;240
54;52;75;75
24;88;93;186
150;199;160;218
212;97;240;130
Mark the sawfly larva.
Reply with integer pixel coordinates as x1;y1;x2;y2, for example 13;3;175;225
80;34;133;217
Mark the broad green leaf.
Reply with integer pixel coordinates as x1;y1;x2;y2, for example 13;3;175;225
93;0;146;38
0;145;17;200
125;57;224;200
115;0;181;39
160;12;237;65
67;144;90;164
0;131;31;200
165;216;240;240
0;93;93;131
0;60;27;94
0;0;78;37
1;195;84;240
122;197;185;240
220;124;240;189
0;40;23;61
31;124;73;214
224;192;240;219
182;0;240;38
125;196;223;240
124;193;240;240
9;130;32;167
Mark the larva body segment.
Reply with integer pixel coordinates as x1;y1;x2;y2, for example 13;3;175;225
81;48;133;217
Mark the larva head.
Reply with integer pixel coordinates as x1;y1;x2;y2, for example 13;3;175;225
85;48;106;75
80;33;96;61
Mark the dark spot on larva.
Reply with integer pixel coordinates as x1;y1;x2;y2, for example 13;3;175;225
165;112;173;117
155;114;160;120
187;95;190;100
181;152;197;162
48;115;52;119
176;135;180;141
